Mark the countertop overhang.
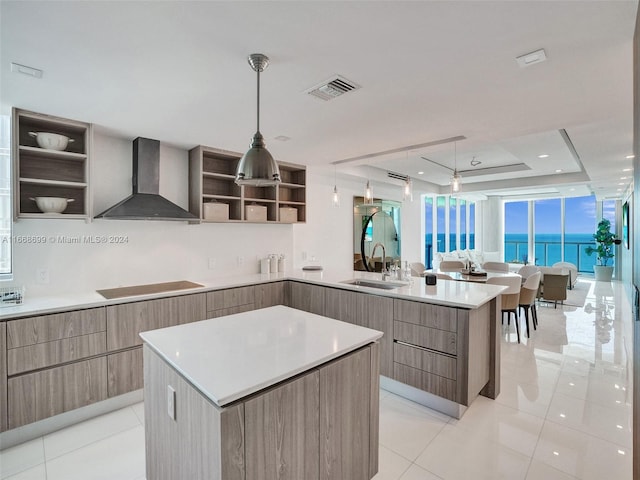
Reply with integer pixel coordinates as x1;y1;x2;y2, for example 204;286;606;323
140;305;383;407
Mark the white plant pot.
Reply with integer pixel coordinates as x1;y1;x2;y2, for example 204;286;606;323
593;265;614;281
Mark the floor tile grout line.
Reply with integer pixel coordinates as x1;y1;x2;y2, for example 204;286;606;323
541;415;632;450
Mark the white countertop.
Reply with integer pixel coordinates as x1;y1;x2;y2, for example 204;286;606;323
0;269;505;320
139;305;383;407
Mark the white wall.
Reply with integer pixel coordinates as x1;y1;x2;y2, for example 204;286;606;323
13;133;293;296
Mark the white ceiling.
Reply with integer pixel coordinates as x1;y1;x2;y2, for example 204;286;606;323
1;1;637;199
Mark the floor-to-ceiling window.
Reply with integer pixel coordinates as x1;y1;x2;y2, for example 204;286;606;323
534;198;562;266
459;199;467;250
424;196;475;267
449;197;457;251
504;195;613;273
436;197;446;253
425;197;434;268
565;196;597;272
0;114;11;279
504;200;529;262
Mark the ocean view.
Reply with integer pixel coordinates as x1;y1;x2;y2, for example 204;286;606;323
425;233;600;272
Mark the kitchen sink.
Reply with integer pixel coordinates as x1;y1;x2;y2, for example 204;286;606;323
340;278;408;290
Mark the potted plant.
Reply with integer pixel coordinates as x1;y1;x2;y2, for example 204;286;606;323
585;219;621;281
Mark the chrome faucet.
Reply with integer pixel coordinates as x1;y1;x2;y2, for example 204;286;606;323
370;242;389;280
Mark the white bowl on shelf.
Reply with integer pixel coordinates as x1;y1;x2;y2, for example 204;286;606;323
30;197;75;214
28;132;74;151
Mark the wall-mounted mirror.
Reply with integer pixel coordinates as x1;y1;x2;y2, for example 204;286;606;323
353;197;401;271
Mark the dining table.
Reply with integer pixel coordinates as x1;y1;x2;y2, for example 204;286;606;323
430;269;522;283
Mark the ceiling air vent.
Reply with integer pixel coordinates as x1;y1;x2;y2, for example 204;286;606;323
306;75;360;101
387;171;409;181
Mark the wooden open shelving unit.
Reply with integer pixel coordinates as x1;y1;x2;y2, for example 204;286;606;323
188;145;306;224
12;108;92;220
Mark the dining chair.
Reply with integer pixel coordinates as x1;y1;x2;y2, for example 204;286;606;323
410;261;427;277
518;271;541;338
482;261;510;273
487;274;523;343
517;265;540;281
439;260;465;272
540;273;569;308
436;273;453;280
552;261;578;289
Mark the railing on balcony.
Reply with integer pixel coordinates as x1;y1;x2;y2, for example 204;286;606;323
504;240;600;273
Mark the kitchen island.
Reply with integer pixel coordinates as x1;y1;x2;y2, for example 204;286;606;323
139;305;383;480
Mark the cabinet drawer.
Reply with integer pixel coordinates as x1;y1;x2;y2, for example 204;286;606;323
207;286;255;311
7;307;106;348
393;363;456;402
8;357;107;429
394;320;457;355
106;294;206;350
108;348;143;397
393;299;457;332
8;332;107;375
393;342;456;380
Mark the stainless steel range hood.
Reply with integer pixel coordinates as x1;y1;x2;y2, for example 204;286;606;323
95;137;197;221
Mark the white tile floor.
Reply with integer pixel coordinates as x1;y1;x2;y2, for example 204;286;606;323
0;278;633;479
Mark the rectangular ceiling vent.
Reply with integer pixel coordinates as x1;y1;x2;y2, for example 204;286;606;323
306;75;360;101
387;171;409;181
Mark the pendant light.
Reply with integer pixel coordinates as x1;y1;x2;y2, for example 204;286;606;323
402;152;413;202
331;165;340;207
235;53;281;186
450;141;461;194
364;166;374;204
403;177;413;202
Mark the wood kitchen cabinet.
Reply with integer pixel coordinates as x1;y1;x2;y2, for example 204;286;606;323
12;108;92;220
245;369;320;480
392;298;493;406
324;288;393;378
188;145;306;223
206;286;255;318
254;281;288;309
106;294;206;350
288;282;325;316
8;357;107;429
144;341;379;480
107;348;144;398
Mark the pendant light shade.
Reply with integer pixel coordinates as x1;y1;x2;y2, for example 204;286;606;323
331;165;340;208
450;170;461;193
364;180;373;204
450;141;461;194
403;177;413;201
235;53;281;186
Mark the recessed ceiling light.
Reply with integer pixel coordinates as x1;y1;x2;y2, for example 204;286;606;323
516;48;547;68
626;154;635;159
618;188;623;192
620;177;628;180
274;135;291;142
538;154;549;158
618;450;626;455
618;182;625;185
555;169;562;173
623;168;632;172
418;171;424;175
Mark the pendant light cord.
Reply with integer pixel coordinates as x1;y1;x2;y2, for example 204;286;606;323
256;68;261;133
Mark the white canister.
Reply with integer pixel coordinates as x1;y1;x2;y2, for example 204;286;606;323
269;254;278;273
278;255;286;273
260;257;270;274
